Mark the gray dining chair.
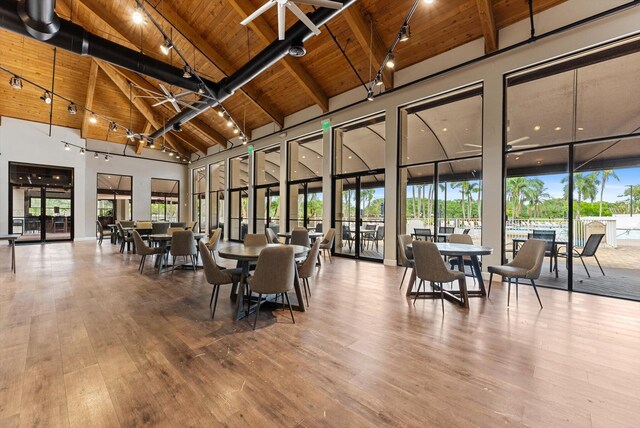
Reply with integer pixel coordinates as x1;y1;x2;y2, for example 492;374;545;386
559;233;605;277
170;230;198;271
397;234;414;290
319;228;336;263
166;226;185;235
244;234;268;246
290;227;310;248
265;227;280;244
412;228;433;241
487;239;546;308
152;222;170;235
119;220;135;228
297;239;321;306
116;222;133;253
132;230;162;273
448;233;476;284
247;246;296;329
198;240;241;320
412;241;465;312
96;220;110;245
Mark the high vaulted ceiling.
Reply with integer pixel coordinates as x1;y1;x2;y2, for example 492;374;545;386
0;0;567;158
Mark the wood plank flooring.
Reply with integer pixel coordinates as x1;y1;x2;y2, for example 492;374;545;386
1;241;639;427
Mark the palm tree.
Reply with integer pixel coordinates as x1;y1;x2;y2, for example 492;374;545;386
523;179;549;218
465;182;479;219
599;170;619;216
563;172;600;218
506;177;528;219
450;181;466;221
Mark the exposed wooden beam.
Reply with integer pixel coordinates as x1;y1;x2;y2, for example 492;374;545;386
73;0;220;151
156;1;285;128
113;67;228;148
228;0;330;112
81;60;99;138
94;59;200;154
136;122;153;155
342;5;393;89
476;0;498;54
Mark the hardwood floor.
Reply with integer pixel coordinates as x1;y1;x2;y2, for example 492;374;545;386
1;241;639;427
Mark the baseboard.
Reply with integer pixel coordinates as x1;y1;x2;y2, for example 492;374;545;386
384;258;397;266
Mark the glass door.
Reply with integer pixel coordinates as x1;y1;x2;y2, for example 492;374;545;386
334;173;385;261
229;189;248;241
45;188;72;241
254;185;280;234
11;185;72;242
287;180;323;231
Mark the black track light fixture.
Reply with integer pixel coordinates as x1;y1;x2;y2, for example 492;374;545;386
399;25;411;42
9;76;23;89
182;65;193;79
67;103;77;114
160;38;173;55
40;91;52;104
172;122;182;132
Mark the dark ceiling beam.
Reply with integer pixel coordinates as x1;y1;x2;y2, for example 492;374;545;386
342;4;393;89
155;1;285;128
228;0;330;112
475;0;498;53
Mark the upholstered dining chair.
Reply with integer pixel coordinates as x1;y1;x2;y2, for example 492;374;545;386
290;227;310;248
96;220;110;245
205;228;222;253
198;240;241;320
166;227;184;235
152;222;170;235
247;245;296;329
319;228;336;263
412;241;465;312
187;220;198;231
265;227;280;244
170;230;198;271
116;222;133;253
487;239;546;308
448;233;476;284
132;230;162;273
244;234;268;246
397;234;414;290
297;239;321;306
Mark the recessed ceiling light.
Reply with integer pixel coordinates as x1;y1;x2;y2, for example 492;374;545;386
424;0;434;4
302;155;306;159
442;128;447;132
348;156;352;159
533;125;541;131
578;127;584;131
555;127;562;131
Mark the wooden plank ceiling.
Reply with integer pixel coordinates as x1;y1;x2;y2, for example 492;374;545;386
0;0;568;156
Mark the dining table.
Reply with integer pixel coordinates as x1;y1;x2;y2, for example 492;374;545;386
406;242;493;308
217;243;309;320
149;232;206;272
0;234;20;273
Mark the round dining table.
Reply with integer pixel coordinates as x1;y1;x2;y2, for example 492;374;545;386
217;243;309;320
406;242;493;308
277;231;323;244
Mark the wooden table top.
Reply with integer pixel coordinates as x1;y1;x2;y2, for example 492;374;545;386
278;232;323;238
407;242;493;256
218;244;309;261
149;233;205;241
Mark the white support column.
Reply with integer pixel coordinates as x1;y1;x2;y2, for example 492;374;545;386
288;141;300;230
384;108;398;266
247;154;255;235
224;158;230;241
481;73;504;270
322;127;332;239
279;141;288;233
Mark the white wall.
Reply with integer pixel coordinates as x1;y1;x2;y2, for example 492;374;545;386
0;117;188;239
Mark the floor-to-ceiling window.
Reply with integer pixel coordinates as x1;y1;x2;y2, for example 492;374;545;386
192;167;206;232
398;84;484;247
228;155;249;241
333;114;386;261
209;161;225;234
10;163;74;242
151;178;179;222
253;145;281;234
97;173;131;227
287;132;323;232
504;35;640;300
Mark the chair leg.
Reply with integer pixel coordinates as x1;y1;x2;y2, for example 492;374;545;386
579;255;590;278
440;283;445;313
400;267;408;290
209;285;217;307
488;273;493;297
413;279;424;305
328;250;332;263
305;278;311;297
302;278;309;307
138;256;144;272
515;278;519;301
594;254;605;276
284;292;295;324
507;278;512;307
253;293;262;330
531;279;543;308
141;255;147;273
210;284;221;320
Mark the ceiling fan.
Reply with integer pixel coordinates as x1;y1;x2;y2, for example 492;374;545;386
135;83;204;113
459;136;540;153
241;0;343;41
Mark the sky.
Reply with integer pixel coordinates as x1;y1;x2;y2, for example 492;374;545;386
531;168;639;202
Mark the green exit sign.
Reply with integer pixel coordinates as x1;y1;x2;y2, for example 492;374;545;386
322;119;331;132
247;144;254;154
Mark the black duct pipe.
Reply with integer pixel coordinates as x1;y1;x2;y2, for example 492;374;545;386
149;0;355;141
17;0;59;40
0;0;217;93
